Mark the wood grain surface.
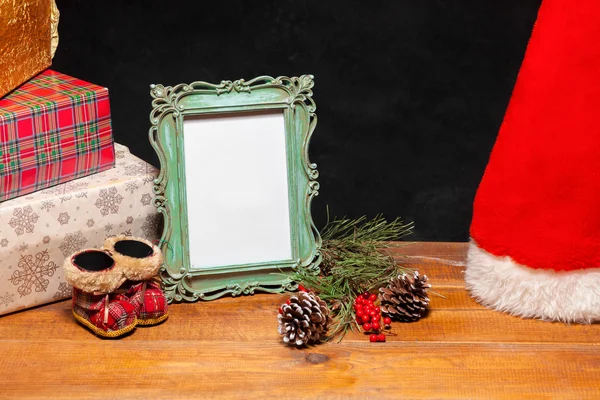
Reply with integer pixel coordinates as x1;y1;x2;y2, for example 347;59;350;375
0;242;599;399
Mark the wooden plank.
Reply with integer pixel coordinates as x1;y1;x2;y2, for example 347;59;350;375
401;262;465;288
386;242;468;257
0;340;598;399
387;242;467;288
1;242;599;399
2;289;600;346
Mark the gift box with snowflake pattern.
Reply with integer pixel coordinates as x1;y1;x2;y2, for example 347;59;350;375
0;143;161;316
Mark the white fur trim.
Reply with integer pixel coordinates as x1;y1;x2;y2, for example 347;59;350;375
104;235;163;281
465;241;600;323
63;251;126;294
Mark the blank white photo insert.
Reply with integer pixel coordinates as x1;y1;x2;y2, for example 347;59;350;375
183;111;293;269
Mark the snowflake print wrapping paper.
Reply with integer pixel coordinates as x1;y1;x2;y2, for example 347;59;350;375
0;143;161;316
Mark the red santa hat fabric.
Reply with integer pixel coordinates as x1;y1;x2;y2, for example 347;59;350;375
466;0;600;323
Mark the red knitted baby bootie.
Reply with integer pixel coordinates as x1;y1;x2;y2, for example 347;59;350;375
71;289;137;337
104;235;168;326
126;281;168;325
63;249;137;338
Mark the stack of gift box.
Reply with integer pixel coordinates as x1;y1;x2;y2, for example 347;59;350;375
0;1;160;316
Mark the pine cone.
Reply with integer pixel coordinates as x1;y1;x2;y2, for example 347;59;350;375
277;291;332;346
379;271;431;322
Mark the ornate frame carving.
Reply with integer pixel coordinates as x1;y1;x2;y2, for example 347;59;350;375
149;75;321;302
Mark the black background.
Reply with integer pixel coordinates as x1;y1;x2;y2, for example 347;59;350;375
52;0;541;241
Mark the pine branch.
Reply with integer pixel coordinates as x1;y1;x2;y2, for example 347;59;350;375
290;214;414;341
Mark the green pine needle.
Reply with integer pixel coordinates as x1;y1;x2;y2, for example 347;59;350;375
290;214;414;341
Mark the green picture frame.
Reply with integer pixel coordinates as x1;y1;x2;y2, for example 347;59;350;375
148;75;321;302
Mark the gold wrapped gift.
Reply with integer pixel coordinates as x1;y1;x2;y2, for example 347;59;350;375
0;0;60;98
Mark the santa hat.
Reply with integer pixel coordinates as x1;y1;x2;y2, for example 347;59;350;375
466;0;600;323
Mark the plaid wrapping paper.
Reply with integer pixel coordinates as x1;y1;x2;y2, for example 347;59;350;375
0;143;161;316
0;70;115;202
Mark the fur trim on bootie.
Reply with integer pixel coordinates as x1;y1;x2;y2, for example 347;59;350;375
104;235;163;281
63;249;127;294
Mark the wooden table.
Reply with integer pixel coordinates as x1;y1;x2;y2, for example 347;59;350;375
0;242;599;399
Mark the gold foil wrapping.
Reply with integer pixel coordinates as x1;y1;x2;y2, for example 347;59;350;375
0;0;53;98
50;0;59;58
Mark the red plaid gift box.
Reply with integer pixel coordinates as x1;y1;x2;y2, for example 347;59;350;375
0;70;115;202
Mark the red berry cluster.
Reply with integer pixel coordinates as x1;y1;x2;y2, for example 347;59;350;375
354;292;391;342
